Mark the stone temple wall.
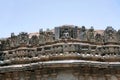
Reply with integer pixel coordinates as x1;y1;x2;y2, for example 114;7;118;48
0;25;120;80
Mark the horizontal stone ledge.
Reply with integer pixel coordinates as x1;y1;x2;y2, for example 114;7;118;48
0;60;120;73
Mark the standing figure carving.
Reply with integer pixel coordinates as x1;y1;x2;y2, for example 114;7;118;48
46;32;54;42
87;26;95;42
39;29;46;44
80;26;87;41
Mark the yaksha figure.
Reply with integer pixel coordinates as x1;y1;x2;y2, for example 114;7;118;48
79;26;87;41
39;29;46;44
104;26;117;43
87;26;95;42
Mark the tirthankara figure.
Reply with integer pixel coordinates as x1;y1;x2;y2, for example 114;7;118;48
87;26;95;42
80;26;87;41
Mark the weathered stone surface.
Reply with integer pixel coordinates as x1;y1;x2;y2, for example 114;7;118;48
0;25;120;80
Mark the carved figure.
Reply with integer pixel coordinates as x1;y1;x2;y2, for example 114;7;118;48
17;32;29;45
87;26;95;42
104;27;117;43
80;26;87;41
30;35;39;46
39;29;46;44
95;33;103;43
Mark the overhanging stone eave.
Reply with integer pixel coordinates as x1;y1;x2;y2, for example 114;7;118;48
0;60;120;73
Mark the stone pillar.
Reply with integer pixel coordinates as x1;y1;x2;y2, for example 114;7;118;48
25;71;31;80
35;70;42;80
13;72;19;80
105;74;111;80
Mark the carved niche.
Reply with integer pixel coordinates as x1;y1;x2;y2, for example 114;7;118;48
104;27;117;43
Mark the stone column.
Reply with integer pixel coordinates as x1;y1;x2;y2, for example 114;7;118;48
35;70;42;80
25;71;31;80
105;74;111;80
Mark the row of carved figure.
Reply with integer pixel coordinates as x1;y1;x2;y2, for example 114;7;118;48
0;43;120;65
0;26;120;50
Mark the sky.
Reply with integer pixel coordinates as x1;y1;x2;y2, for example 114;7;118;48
0;0;120;38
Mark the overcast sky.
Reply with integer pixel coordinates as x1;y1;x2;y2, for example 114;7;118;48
0;0;120;38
